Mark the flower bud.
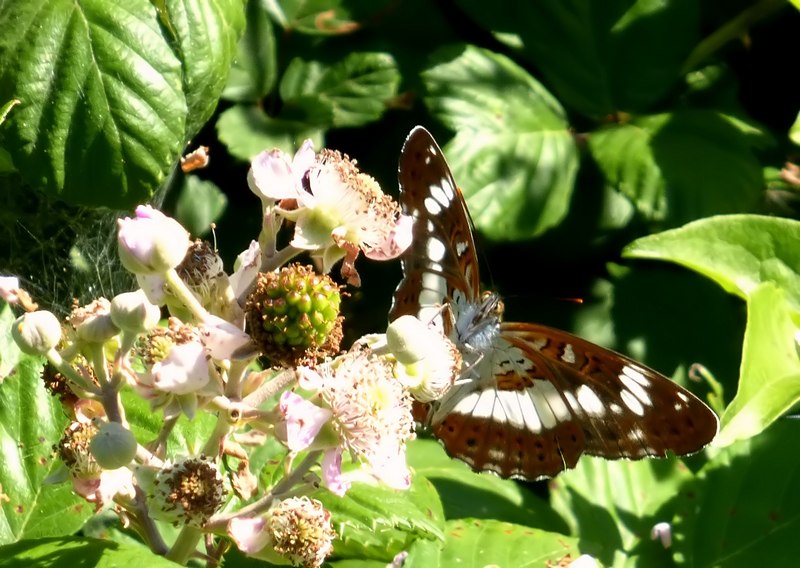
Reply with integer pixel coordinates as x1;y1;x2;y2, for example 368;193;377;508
111;289;161;333
117;205;190;275
12;311;62;355
69;299;119;344
386;315;431;365
90;421;138;470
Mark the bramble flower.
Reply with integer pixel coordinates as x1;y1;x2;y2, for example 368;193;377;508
117;205;191;275
229;240;262;300
309;348;415;490
150;456;226;527
386;315;461;403
321;447;350;497
651;521;672;548
254;147;412;285
0;276;20;303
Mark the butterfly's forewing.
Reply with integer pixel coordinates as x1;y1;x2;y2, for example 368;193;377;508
392;126;718;481
390;126;480;330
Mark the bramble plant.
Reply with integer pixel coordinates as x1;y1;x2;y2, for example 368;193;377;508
2;144;451;566
2;1;800;567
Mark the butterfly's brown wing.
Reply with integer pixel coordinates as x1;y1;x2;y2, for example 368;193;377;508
427;323;718;480
390;126;481;330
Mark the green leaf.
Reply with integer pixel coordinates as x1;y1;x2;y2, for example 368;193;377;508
405;518;581;567
315;475;445;561
263;0;360;35
790;109;800;146
453;0;699;117
550;457;700;566
623;215;800;311
175;175;228;236
681;419;800;566
121;388;215;457
408;439;568;532
0;537;175;567
159;0;245;136
591;111;765;226
216;105;323;161
0;308;89;544
280;52;401;128
715;283;800;447
223;0;278;102
0;0;185;208
422;45;578;240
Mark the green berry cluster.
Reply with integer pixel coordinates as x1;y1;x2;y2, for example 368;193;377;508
247;265;342;364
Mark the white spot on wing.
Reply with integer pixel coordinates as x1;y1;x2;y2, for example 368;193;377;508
440;177;455;200
620;389;645;416
561;343;576;364
576;385;605;417
430;184;450;207
496;390;525;429
619;373;652;406
538;381;571;422
424;197;442;215
426;238;446;262
529;386;557;430
622;365;649;387
455;241;469;257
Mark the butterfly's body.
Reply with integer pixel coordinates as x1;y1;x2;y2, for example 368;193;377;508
391;126;718;481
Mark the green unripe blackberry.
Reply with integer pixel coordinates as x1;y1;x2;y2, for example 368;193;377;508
246;265;343;365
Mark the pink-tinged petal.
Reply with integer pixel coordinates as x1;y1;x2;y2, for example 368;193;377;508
277;391;332;452
0;276;20;303
229;241;261;298
296;366;324;391
228;517;270;554
363;214;413;261
292;139;316;175
151;342;210;395
370;450;411;490
322;448;350;497
248;149;300;200
136;273;167;305
199;315;252;360
117;206;190;275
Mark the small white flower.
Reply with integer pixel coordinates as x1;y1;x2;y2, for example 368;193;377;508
651;521;672;549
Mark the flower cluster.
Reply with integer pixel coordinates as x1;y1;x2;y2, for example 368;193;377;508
1;138;461;567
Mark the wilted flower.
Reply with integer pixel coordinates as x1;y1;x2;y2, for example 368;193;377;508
167;240;226;321
136;318;220;419
268;497;335;568
67;298;119;344
56;421;136;511
150;456;226;527
117;205;191;275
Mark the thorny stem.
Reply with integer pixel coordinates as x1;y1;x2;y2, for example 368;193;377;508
242;368;298;408
205;450;322;530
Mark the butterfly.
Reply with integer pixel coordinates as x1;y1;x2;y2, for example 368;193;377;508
390;126;718;480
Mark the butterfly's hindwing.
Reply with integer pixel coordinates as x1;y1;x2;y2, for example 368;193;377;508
392;126;719;481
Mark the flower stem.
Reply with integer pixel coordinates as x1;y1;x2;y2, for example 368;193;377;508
242;368;297;408
164;268;209;322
